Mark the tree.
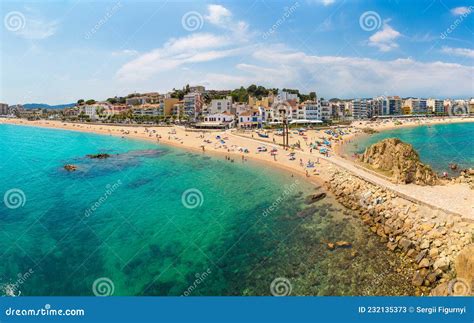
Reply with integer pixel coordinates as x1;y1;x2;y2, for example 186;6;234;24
231;86;249;103
85;99;96;105
77;99;84;105
247;84;257;96
107;97;118;104
171;89;185;100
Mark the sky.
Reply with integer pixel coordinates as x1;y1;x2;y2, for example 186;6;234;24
1;0;473;105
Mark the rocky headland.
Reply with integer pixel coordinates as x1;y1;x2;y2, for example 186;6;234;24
359;138;439;186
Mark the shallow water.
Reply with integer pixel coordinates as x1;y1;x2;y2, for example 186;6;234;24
345;122;474;175
0;124;415;296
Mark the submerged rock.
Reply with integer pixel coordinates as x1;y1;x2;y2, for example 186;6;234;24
86;153;111;159
297;206;318;218
304;192;327;204
335;241;352;248
359;138;439;186
64;164;77;171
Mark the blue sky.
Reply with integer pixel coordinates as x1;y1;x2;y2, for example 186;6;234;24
1;0;473;104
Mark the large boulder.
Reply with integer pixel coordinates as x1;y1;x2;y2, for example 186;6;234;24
454;244;474;288
359;138;439;185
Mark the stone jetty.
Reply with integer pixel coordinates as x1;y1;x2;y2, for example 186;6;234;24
325;169;473;295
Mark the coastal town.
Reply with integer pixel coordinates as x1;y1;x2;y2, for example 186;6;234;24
1;85;474;126
1;85;473;297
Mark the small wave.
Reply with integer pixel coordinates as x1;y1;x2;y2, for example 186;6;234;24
1;283;21;297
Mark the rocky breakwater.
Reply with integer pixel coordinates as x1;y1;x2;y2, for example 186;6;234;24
325;169;474;295
451;168;474;190
359;138;438;186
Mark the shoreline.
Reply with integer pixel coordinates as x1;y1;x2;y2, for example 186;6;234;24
1;117;473;295
1;117;473;218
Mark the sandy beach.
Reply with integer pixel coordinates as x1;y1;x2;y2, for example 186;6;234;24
1;117;473;219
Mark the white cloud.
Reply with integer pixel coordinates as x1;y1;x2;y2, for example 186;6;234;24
116;33;244;82
115;5;473;98
117;5;252;82
204;4;249;39
198;45;473;98
205;4;232;25
450;6;473;16
441;46;474;58
368;22;401;52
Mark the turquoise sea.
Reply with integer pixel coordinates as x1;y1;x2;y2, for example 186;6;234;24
0;124;415;296
346;122;474;174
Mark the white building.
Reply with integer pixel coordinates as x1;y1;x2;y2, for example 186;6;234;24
197;112;235;129
208;96;232;114
404;98;428;114
351;99;368;119
427;98;445;114
319;99;331;121
238;110;264;128
203;112;234;123
276;90;298;103
301;101;321;121
232;103;250;115
382;96;402;115
83;102;112;120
